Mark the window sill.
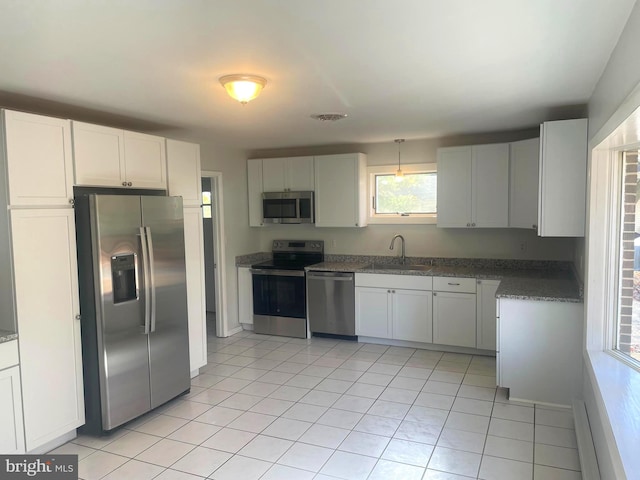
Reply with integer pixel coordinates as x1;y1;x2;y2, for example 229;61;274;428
585;349;640;478
367;216;437;225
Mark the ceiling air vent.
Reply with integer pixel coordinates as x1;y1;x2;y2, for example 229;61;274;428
310;113;348;122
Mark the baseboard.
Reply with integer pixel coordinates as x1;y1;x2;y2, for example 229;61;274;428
573;399;601;480
226;326;243;336
29;430;77;454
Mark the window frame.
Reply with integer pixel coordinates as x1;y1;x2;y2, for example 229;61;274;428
367;162;437;225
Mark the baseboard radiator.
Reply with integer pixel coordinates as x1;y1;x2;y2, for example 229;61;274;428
573;399;601;480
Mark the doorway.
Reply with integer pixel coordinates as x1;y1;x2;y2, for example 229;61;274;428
200;171;228;338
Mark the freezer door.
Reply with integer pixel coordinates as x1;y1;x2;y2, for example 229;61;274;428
91;195;151;430
141;196;190;408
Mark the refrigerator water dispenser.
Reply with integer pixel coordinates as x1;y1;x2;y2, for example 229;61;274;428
111;254;137;303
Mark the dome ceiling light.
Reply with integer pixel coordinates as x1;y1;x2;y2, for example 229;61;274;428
219;74;267;104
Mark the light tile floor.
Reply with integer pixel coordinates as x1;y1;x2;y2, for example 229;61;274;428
54;330;584;479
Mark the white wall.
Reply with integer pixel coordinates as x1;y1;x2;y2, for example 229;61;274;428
199;142;260;332
251;129;576;261
583;3;640;478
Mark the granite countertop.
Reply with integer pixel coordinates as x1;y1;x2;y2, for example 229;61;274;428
305;258;582;303
0;330;18;344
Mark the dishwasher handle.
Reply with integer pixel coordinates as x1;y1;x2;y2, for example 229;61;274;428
307;271;353;281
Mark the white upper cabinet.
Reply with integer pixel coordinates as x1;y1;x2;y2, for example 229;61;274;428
167;139;202;206
2;110;74;207
509;138;539;229
315;153;368;227
247;159;264;227
538;119;588;237
437;144;509;228
72;121;167;189
262;156;314;192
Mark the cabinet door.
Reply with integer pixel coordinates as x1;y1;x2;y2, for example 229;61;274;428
167;139;202;206
183;207;207;373
247;159;264;227
538;119;588;237
0;365;25;454
509;138;539;229
11;209;84;451
3;110;74;206
392;289;433;343
436;147;472;227
315;154;367;227
472;144;509;227
476;280;500;351
72;121;125;187
432;291;476;347
287;157;315;190
355;287;391;338
123;131;167;189
262;157;287;192
238;267;254;325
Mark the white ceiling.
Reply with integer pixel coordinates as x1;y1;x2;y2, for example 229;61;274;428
0;0;635;150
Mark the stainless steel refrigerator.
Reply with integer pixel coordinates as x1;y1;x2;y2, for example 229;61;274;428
75;193;190;434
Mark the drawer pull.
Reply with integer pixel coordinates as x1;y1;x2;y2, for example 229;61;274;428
448;282;461;286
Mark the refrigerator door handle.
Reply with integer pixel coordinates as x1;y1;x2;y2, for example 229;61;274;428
146;226;157;333
140;226;151;334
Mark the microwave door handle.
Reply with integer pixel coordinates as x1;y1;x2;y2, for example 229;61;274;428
139;227;151;334
145;226;157;333
296;198;301;220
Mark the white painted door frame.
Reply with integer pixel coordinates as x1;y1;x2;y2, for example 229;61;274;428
201;170;228;337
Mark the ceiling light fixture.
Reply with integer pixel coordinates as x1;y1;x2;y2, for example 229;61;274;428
395;139;405;178
219;74;267;104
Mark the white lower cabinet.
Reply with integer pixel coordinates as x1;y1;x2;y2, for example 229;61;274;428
499;298;583;406
11;208;84;451
238;266;254;326
355;287;392;338
392;289;433;343
183;207;207;373
355;274;433;342
432;291;477;348
476;279;500;350
0;340;24;454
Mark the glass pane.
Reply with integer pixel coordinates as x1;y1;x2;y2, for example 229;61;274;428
617;150;640;362
202;205;212;219
375;173;437;214
202;191;212;205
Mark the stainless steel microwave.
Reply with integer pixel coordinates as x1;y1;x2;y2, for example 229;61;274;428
262;191;314;224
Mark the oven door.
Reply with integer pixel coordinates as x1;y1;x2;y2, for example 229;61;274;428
251;269;307;338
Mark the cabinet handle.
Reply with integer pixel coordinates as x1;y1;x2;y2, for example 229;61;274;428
387;290;391;293
68;199;75;206
532;224;537;229
128;182;133;187
477;280;481;285
448;282;460;286
75;314;81;321
433;292;437;296
122;181;127;186
472;222;476;227
392;290;396;293
466;223;470;227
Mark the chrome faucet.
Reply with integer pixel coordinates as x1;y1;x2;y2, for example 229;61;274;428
389;234;406;264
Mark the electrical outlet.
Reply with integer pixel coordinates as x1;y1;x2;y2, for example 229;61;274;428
519;241;527;252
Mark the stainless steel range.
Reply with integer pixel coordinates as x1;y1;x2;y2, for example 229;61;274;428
251;240;324;338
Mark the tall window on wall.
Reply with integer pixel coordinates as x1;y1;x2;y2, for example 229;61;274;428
616;149;640;365
368;163;437;224
202;188;212;218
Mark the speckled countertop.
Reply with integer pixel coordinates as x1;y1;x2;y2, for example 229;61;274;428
236;253;583;302
0;330;18;344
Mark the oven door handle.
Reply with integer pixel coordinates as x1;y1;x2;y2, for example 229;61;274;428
250;268;306;277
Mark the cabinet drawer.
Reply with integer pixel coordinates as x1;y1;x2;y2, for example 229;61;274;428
433;276;476;293
0;340;19;370
355;273;432;291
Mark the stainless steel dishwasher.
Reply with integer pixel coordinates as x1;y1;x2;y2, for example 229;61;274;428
306;271;356;338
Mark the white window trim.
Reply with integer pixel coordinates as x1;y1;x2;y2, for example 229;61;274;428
367;162;437;225
586;128;640;478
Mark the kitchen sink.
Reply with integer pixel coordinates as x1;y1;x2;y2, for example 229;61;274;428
368;263;432;272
